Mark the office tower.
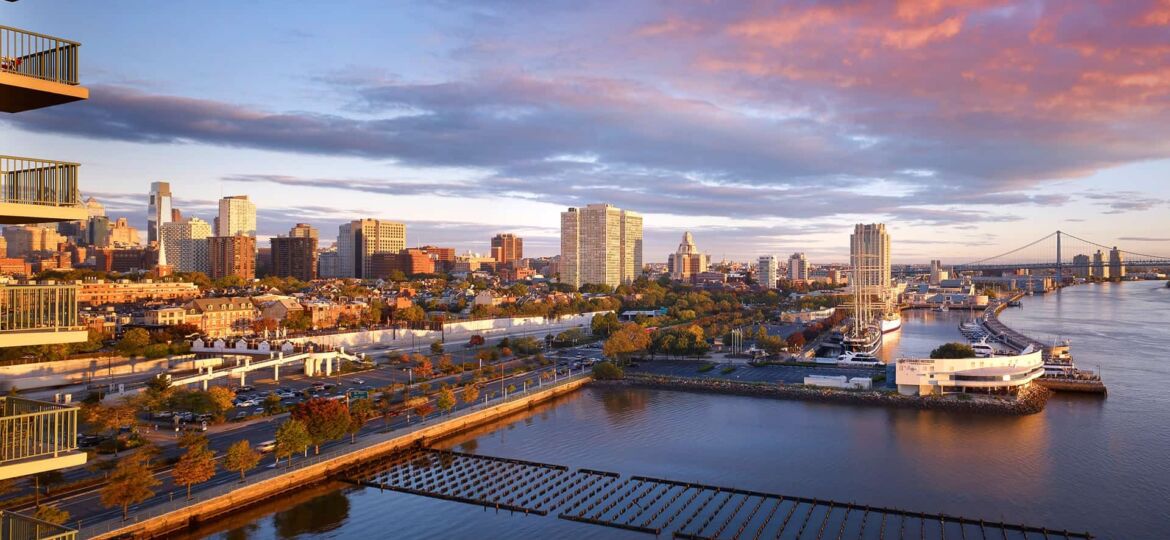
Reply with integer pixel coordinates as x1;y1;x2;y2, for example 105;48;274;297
171;208;182;222
1092;250;1109;279
757;255;779;289
317;249;340;278
85;196;105;218
490;233;524;264
1109;247;1125;279
420;245;456;272
929;259;944;285
87;215;110;247
1072;254;1091;279
850;223;891;291
160;217;212;273
216;195;257;237
370;249;436;277
147;181;172;244
337;219;407;278
787;252;810;281
668;231;708;282
271;223;319;281
208;235;256;280
559;203;643;289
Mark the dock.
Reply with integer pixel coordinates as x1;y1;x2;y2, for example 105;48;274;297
342;447;1095;539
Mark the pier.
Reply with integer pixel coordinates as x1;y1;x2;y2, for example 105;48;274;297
343;447;1094;539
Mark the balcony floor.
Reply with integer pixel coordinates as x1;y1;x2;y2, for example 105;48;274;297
0;450;86;481
0;72;88;113
0;202;88;224
0;328;87;348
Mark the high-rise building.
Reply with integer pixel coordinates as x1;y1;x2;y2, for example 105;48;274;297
271;224;319;281
370;248;436;278
1092;250;1109;279
559;203;642;289
668;231;708;282
317;249;340;278
160;217;212;274
1109;247;1125;279
147;181;172;244
208;235;256;280
85;196;105;218
787;252;810;281
420;245;456;272
216;195;257;237
490;233;524;264
1072;254;1092;279
757;255;779;289
850;223;891;292
87;215;110;247
3;225;65;258
108;217;141;247
929;259;949;285
337;219;407;278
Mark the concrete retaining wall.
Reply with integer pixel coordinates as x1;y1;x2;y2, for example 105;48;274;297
284;311;606;350
90;376;592;539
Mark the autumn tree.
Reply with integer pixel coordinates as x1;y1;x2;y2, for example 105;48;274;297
172;439;216;500
347;398;375;443
603;323;651;364
206;386;236;418
413;401;435;420
85;403;137;455
413;356;434;379
291;398;351;454
437;355;454;374
224;440;261;483
100;453;160;521
274;418;311;467
430;341;444;354
34;504;69;526
116;328;152;357
262;393;284;416
461;384;480;405
436;386;456;414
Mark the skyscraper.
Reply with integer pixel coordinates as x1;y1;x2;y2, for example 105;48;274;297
216;195;257;237
337;219;407;278
850;223;891;292
208;235;256;281
559;203;642;289
271;223;319;281
147;181;172;244
1092;249;1109;279
787;252;809;281
490;233;524;264
1109;247;1125;279
1072;254;1091;279
757;255;779;289
160;217;212;273
668;231;708;282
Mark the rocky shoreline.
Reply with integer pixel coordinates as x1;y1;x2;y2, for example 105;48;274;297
596;373;1052;415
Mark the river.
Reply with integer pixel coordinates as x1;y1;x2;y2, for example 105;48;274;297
184;281;1170;539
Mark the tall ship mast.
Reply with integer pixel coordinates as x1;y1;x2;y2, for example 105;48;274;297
843;224;887;357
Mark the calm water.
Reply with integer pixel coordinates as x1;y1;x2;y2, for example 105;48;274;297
189;282;1170;539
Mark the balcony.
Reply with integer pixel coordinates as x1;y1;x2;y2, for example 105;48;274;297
0;26;88;113
1;511;77;540
0;284;87;348
0;156;86;224
0;397;85;481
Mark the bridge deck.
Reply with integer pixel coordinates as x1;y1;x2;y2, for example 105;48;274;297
342;448;1093;539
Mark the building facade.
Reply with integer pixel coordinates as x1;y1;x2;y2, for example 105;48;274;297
208;235;256;280
370;248;436;278
787;252;809;282
216;195;257;237
1109;247;1125;279
667;231;708;282
490;233;524;264
560;203;642;289
3;225;64;258
159;217;212;274
1072;254;1091;279
850;223;891;292
183;297;260;337
896;348;1044;396
757;255;778;289
337;219;407;278
147;181;172;245
78;279;200;306
270;224;319;281
1092;250;1109;279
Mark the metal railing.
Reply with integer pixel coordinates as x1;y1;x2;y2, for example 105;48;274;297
1;511;77;540
0;26;80;86
0;397;79;465
0;284;82;335
0;156;82;209
79;371;593;537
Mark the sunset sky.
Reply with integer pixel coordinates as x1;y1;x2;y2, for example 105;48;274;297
4;0;1170;263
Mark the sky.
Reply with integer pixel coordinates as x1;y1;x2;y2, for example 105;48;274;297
3;0;1170;264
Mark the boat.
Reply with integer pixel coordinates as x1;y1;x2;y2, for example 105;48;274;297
970;338;995;358
842;324;882;356
837;350;882;366
879;310;902;334
934;304;949;312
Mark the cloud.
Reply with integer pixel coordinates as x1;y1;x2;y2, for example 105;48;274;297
1118;236;1170;242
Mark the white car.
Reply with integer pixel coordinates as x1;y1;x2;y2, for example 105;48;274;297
257;440;276;453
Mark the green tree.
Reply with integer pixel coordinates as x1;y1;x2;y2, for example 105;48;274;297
262;393;283;416
930;342;976;359
591;312;621;338
100;453;160;521
116;328;151;357
347;398;375;443
592;361;624;380
224;440;261;483
436;386;456;414
291;398;351;454
274;418;311;467
430;341;444;354
172;440;216;500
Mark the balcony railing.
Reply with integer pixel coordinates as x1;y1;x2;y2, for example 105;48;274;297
0;284;82;335
1;511;77;540
0;397;79;466
0;156;81;209
0;26;80;86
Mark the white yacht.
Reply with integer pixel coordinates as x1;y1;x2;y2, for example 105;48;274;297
970;339;995;358
880;310;902;334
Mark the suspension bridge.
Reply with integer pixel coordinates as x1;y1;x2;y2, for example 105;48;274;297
949;231;1170;280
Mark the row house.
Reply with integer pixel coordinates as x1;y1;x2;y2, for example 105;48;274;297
180;297;260;338
77;279;200;306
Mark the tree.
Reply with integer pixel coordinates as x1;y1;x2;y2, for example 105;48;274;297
262;393;283;416
468;335;485;347
430;341;444;354
85;403;137;456
787;332;806;350
413;401;435;420
274;418;311;467
347;398;375;443
603;323;651;364
592;361;624;380
139;375;174;412
930;342;976;359
591;312;621;338
413;357;434;379
116;328;152;357
100;453;160;521
28;470;64;507
224;440;261;483
436;386;456;414
438;355;454;374
206;386;236;418
395;305;426;322
291;398;351;454
34;504;70;526
461;384;480;405
172;442;216;500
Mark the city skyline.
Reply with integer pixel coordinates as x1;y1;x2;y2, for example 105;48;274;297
2;1;1170;262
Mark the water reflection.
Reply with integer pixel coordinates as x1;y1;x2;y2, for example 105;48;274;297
273;491;350;538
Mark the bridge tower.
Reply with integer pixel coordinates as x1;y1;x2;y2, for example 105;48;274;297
1055;230;1062;288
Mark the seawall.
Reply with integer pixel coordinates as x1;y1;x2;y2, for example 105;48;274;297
87;375;592;539
605;373;1051;416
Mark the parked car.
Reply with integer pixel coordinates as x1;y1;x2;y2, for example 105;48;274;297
257;440;277;453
